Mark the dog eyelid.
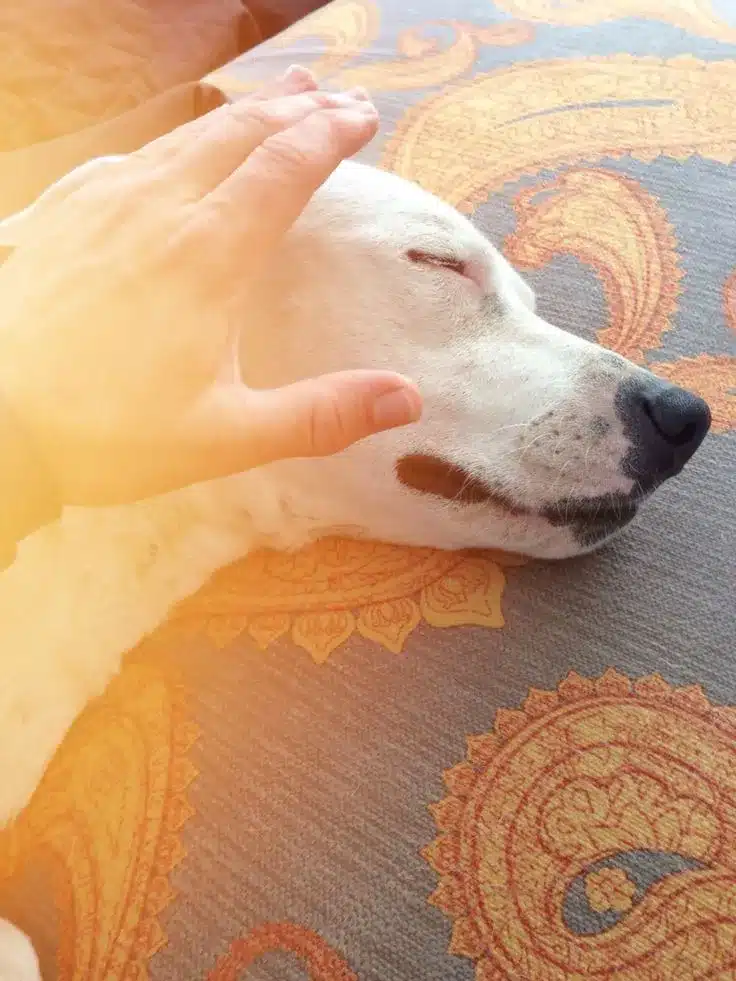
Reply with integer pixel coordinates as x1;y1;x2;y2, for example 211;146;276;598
406;248;467;277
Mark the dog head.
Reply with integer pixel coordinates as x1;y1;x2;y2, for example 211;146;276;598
239;161;710;558
0;157;711;560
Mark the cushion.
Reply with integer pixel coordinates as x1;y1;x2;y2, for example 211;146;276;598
2;1;735;979
0;0;256;152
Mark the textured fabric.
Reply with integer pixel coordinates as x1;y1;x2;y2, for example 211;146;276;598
247;0;332;39
0;0;257;152
2;1;736;980
0;81;228;218
0;0;331;153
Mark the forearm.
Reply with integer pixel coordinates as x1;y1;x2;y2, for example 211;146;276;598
0;394;61;569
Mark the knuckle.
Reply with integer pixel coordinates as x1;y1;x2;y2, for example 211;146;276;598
232;93;335;133
315;109;344;142
230;100;272;131
229;96;299;131
307;389;355;456
260;131;314;175
309;92;339;110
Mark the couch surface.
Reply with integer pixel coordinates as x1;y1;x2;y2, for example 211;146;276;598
2;1;735;980
0;0;252;152
0;0;328;216
0;0;330;153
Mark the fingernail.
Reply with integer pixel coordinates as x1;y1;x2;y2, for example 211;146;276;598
284;64;313;83
329;105;379;128
320;92;376;110
371;387;422;431
345;85;370;101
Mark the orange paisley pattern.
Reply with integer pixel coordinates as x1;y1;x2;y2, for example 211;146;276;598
207;923;357;981
585;867;637;914
258;0;380;78
652;355;736;433
207;0;381;92
331;21;534;92
726;270;736;330
671;271;736;429
495;0;736;44
382;56;736;208
424;670;736;980
209;14;534;95
0;649;196;981
175;538;522;662
4;3;734;979
503;170;735;431
505;169;682;365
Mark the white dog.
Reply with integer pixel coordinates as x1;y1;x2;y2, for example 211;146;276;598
0;157;710;979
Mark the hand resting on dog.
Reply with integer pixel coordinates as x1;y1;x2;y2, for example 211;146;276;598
0;66;422;570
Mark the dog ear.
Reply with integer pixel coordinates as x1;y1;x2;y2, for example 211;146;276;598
0;155;125;250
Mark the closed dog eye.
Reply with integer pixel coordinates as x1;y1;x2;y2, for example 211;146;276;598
406;249;468;277
405;248;489;293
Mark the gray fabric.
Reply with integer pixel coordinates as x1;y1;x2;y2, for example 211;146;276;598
2;2;734;980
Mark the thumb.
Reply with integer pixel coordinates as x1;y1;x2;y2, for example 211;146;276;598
251;370;423;459
181;370;423;479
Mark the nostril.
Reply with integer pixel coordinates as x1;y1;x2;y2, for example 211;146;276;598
642;386;711;450
615;377;711;490
673;422;697;447
641;395;699;448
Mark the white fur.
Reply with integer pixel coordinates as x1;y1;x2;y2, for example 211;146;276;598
0;156;672;973
0;919;40;981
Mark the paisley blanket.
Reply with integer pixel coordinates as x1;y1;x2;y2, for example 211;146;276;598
1;1;735;980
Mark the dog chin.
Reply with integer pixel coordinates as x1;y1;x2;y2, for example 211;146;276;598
541;493;640;549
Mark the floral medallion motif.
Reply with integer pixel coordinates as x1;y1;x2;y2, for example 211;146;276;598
176;538;522;662
0;651;197;981
585;867;637;914
424;670;736;980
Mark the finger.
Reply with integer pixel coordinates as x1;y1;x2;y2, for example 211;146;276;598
160;92;376;195
250;64;318;99
162;371;422;484
249;69;369;103
132;69;366;172
345;86;370;101
0;155;128;246
131;65;317;164
199;105;379;257
61;373;421;503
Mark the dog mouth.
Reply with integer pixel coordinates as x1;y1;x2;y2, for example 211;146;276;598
396;453;640;544
540;494;639;545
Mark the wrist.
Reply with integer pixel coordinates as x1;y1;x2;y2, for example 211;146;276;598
0;390;62;569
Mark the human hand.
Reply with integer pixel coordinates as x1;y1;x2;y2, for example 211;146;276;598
0;66;422;549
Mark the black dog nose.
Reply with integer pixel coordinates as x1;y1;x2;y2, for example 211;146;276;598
644;383;711;449
615;377;711;489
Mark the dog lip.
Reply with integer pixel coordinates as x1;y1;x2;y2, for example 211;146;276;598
542;493;640;548
395;453;506;507
396;453;641;538
542;496;639;528
396;453;533;514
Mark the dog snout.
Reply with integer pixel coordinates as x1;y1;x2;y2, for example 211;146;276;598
616;376;711;489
